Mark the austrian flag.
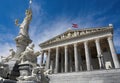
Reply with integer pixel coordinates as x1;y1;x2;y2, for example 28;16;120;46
72;24;78;28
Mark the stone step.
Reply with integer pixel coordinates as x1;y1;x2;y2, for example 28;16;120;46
48;68;120;83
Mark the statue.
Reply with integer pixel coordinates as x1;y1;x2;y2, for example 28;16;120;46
1;49;15;63
20;44;34;63
17;66;42;82
7;49;15;59
44;69;52;76
20;44;41;64
14;0;33;58
15;8;32;37
0;76;4;82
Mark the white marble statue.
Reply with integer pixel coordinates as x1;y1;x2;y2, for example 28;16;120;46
7;49;15;60
0;49;15;63
20;44;41;64
0;76;4;82
15;8;32;37
17;66;42;81
20;44;34;62
44;69;52;76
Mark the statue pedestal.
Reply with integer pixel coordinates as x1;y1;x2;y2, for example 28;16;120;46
17;62;36;82
18;63;33;77
5;59;20;80
15;35;32;58
17;81;37;83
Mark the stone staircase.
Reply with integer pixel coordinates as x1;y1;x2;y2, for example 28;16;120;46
48;68;120;83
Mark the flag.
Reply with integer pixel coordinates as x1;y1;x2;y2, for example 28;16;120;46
72;24;78;28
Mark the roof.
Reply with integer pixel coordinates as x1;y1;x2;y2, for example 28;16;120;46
39;26;113;47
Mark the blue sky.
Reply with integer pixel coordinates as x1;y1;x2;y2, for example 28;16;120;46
0;0;120;57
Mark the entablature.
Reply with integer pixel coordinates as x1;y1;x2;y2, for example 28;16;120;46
39;26;113;49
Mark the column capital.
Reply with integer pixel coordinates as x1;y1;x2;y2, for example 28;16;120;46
64;45;68;49
95;38;100;43
40;50;44;53
84;41;88;46
56;47;59;50
107;36;113;40
56;47;59;51
74;43;77;47
56;46;59;48
46;49;51;55
48;49;51;52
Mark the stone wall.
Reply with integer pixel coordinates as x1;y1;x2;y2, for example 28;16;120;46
49;69;120;83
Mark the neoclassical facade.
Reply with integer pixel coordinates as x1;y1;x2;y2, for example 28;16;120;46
39;24;120;73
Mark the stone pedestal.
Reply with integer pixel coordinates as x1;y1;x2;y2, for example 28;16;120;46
15;35;32;58
0;63;9;78
17;81;36;83
17;63;42;83
2;79;16;83
5;59;20;80
18;63;33;77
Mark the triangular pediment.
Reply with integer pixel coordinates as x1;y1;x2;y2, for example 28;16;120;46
40;26;112;46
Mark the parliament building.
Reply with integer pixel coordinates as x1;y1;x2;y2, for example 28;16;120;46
39;24;120;74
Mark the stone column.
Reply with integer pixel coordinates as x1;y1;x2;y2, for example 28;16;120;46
95;39;103;69
69;50;73;72
40;51;44;66
74;43;79;72
78;48;82;71
61;52;64;73
108;36;120;68
65;45;68;72
84;41;91;71
46;49;51;70
55;47;59;73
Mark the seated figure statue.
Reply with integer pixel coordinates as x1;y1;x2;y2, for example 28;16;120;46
17;66;43;82
20;44;34;63
2;49;15;62
20;44;40;64
8;49;15;59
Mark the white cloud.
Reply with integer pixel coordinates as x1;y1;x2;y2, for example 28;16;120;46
0;24;16;57
28;1;111;52
0;43;16;57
